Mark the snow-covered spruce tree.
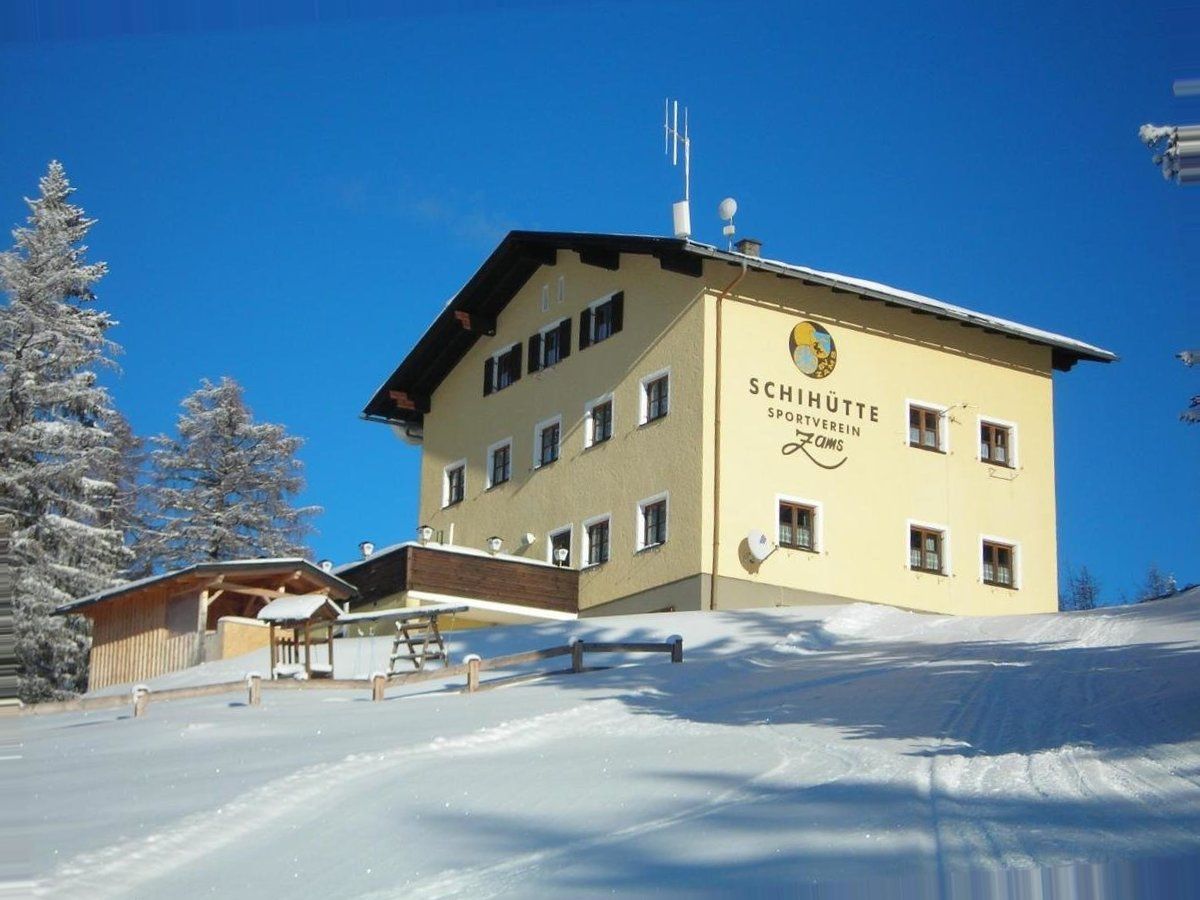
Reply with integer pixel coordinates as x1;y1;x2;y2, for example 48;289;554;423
148;377;320;568
0;161;133;701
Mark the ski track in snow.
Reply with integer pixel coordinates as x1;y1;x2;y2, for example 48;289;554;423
23;593;1200;897
38;703;634;898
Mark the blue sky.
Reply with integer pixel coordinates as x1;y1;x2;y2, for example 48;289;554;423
2;1;1197;603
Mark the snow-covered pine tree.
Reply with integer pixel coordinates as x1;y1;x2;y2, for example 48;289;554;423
0;161;133;701
148;377;320;568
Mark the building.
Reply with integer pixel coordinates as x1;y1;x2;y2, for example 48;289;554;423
55;559;356;690
363;232;1115;617
335;540;578;626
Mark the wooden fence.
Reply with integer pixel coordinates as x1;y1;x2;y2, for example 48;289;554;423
14;636;684;718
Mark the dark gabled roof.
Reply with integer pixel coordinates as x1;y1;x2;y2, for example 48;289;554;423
362;231;1117;427
55;558;358;614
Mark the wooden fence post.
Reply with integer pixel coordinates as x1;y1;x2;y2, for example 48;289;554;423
131;685;150;718
246;673;262;706
669;635;683;664
570;638;584;674
464;655;481;693
371;672;386;702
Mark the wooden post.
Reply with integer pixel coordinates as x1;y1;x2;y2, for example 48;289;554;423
371;672;386;702
301;621;309;677
247;673;262;706
669;635;684;664
268;622;276;679
132;685;149;718
465;654;481;693
571;639;584;674
327;623;334;675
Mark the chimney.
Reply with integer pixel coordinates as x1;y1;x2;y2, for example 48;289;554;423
735;237;762;258
359;541;375;559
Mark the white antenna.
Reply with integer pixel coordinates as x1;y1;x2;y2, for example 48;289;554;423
719;197;738;249
663;98;692;238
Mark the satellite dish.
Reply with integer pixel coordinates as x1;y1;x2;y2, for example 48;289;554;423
747;529;775;563
718;197;738;221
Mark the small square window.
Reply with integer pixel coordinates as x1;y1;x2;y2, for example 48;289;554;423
535;419;560;468
549;528;572;567
444;463;465;507
983;541;1015;587
587;399;613;447
909;405;942;451
639;497;668;550
639;370;670;425
488;442;511;488
778;502;816;551
980;422;1012;467
909;526;944;574
585;518;610;566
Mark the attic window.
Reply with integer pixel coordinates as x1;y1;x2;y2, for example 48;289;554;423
528;318;572;373
483;343;522;396
579;292;624;350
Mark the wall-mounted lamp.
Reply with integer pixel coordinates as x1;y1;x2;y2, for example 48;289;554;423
487;535;504;554
554;547;569;566
417;524;434;545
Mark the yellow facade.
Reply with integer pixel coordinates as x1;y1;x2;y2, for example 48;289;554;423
409;245;1094;617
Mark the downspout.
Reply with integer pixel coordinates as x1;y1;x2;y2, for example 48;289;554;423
710;260;748;610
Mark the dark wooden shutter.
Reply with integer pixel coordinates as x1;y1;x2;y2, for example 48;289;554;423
611;291;624;334
508;344;521;383
579;307;592;350
483;356;494;396
557;318;571;361
528;334;542;373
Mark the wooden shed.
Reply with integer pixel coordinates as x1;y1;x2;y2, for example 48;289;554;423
56;559;357;691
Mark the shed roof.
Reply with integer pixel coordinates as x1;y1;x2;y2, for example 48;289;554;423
362;231;1117;427
257;594;344;623
56;559;358;615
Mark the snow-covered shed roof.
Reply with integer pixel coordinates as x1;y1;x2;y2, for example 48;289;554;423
362;231;1117;426
257;594;344;623
56;559;358;614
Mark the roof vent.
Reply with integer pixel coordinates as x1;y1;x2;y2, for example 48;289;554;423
735;237;762;258
359;541;375;559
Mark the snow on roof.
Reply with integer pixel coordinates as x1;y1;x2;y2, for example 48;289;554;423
333;540;562;575
257;594;344;622
686;241;1117;362
56;559;357;614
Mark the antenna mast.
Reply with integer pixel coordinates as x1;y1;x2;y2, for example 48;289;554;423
664;98;692;238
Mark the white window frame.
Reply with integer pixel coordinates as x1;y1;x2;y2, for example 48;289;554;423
906;518;951;576
538;317;570;369
581;513;613;568
979;534;1021;589
442;458;467;508
489;341;522;393
547;524;573;567
636;492;670;551
485;437;513;490
584;392;615;448
774;494;824;553
532;414;563;469
639;367;672;426
905;398;950;453
585;291;620;344
976;414;1019;468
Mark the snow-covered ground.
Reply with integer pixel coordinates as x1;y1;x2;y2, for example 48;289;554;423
9;591;1200;898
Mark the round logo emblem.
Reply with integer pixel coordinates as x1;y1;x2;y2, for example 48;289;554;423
789;321;837;379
